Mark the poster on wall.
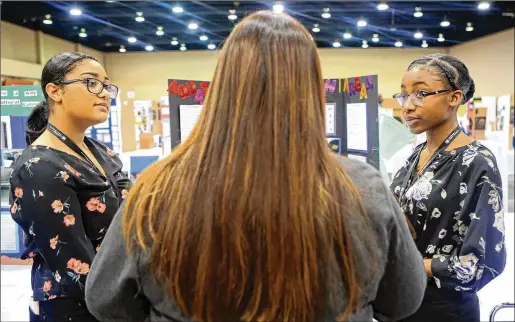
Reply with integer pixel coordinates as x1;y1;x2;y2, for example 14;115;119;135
325;103;336;136
1;85;45;116
179;105;203;141
475;116;486;130
346;103;368;152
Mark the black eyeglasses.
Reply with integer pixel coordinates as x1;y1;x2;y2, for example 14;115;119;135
392;89;453;107
58;78;119;100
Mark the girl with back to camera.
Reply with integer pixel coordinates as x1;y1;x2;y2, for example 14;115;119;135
9;52;131;321
390;53;507;322
85;11;427;322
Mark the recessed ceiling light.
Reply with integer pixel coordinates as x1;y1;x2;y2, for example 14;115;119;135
377;2;389;11
228;9;237;20
421;40;428;48
135;12;145;22
466;22;474;31
372;34;380;42
362;40;369;48
128;36;137;43
272;2;284;13
70;8;82;16
172;5;183;13
333;41;341;48
440;17;450;27
199;35;208;41
156;26;164;36
395;40;403;47
145;45;154;51
106;0;115;2
413;7;423;18
322;8;331;19
119;45;126;53
343;32;352;39
438;33;445;42
171;38;179;46
312;24;320;33
414;31;423;39
180;43;187;51
357;18;367;27
207;43;216;50
188;22;198;30
478;2;490;10
79;28;87;38
43;14;53;25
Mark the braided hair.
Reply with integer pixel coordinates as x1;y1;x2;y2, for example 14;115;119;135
407;53;475;104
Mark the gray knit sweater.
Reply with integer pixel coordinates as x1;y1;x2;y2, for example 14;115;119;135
85;156;427;321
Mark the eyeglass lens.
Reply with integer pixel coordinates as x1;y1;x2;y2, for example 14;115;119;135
87;79;118;99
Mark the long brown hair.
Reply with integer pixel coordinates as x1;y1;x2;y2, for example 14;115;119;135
123;11;376;322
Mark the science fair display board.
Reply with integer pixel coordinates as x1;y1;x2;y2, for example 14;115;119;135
167;76;379;169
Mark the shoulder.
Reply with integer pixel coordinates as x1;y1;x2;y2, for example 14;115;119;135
87;138;123;166
10;147;75;184
333;155;399;225
460;141;500;175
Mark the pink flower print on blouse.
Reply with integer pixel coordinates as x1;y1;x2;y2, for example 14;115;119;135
86;197;107;213
14;187;23;198
49;235;59;250
95;245;100;253
51;200;64;213
48;295;57;300
64;164;81;177
43;280;52;293
121;189;129;199
67;258;90;275
107;147;116;157
55;171;70;182
63;215;76;227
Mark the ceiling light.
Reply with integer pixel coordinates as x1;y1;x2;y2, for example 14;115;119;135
312;24;320;33
135;12;145;22
395;40;403;47
207;43;216;50
357;18;367;27
273;2;284;13
199;35;208;41
440;16;450;27
413;7;423;18
478;2;490;10
228;9;237;20
70;8;82;16
333;41;341;48
128;36;137;43
156;26;164;36
438;33;445;42
421;40;428;48
362;40;369;48
171;37;179;46
343;32;352;39
106;0;115;2
377;2;389;10
322;8;331;19
119;45;126;53
79;28;87;38
145;45;154;51
414;31;423;39
188;22;198;30
172;5;183;13
180;43;187;51
372;34;380;42
466;22;474;31
43;14;53;25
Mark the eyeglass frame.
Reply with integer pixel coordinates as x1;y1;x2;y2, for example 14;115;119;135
392;89;453;107
57;78;119;99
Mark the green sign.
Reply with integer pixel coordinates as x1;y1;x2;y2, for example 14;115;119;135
1;85;44;116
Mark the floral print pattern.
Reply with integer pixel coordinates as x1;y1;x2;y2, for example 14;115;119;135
391;141;506;292
9;138;132;302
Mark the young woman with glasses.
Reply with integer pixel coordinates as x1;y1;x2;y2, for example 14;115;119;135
9;52;131;321
390;53;507;322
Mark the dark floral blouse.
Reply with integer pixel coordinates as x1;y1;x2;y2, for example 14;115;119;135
9;138;131;302
390;140;507;293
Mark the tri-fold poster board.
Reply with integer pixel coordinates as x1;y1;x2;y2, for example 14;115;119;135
168;76;379;169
